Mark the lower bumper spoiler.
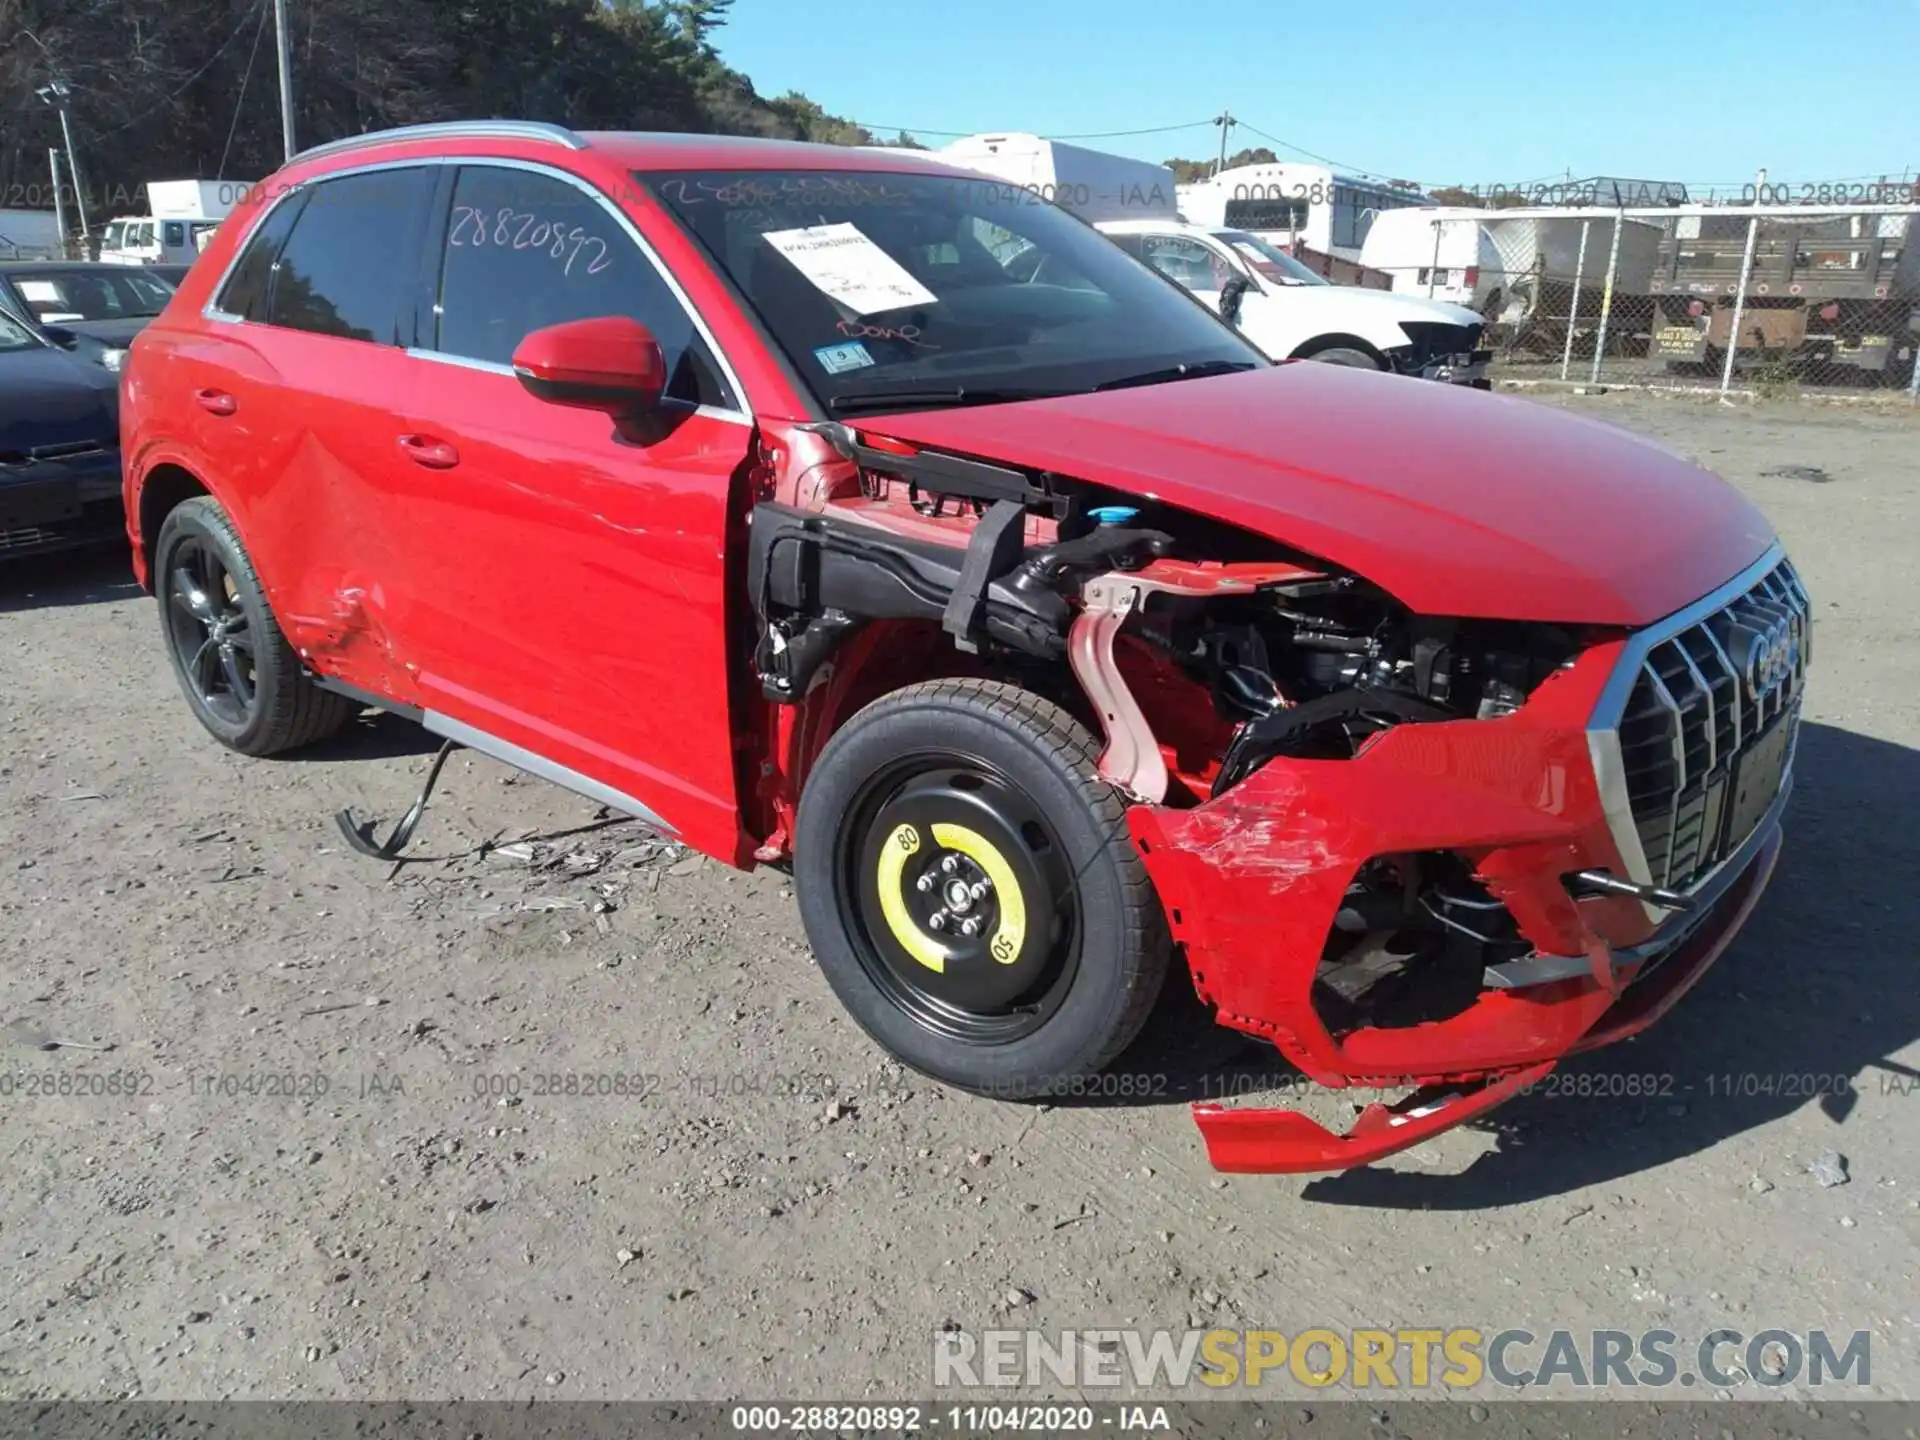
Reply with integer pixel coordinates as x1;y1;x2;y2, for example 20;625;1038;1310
1194;1063;1555;1174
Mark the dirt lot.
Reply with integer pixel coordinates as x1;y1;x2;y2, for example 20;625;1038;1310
1;390;1915;1410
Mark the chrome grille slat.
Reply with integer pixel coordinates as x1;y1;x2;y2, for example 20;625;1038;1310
1607;554;1811;893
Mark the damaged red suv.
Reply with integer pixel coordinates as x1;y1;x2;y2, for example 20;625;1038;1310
121;123;1809;1174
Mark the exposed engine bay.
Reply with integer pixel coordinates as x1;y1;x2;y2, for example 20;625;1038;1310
748;418;1584;799
747;421;1597;1044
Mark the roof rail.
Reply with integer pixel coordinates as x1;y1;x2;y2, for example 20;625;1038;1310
292;121;586;165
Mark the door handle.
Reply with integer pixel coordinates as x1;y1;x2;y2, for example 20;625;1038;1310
194;388;237;416
397;434;460;469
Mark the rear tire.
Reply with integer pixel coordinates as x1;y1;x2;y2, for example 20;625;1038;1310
154;496;357;757
793;679;1170;1097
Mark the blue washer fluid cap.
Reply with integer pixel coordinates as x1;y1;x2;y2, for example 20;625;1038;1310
1088;505;1139;526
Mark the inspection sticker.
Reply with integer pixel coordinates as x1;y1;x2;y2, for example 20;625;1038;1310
812;341;876;374
762;222;937;315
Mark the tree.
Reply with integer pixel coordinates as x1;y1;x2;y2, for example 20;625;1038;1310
0;0;884;227
1161;145;1278;184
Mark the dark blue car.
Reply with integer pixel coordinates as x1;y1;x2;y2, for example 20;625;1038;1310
0;305;124;559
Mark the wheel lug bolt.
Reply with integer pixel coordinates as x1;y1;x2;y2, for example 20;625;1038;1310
915;873;935;893
941;855;960;875
969;880;990;900
928;911;947;931
960;917;981;937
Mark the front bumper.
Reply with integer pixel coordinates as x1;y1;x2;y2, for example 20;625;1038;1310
1127;630;1793;1174
1421;349;1493;387
0;448;125;560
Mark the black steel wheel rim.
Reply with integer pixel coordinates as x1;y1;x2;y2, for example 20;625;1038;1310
164;536;257;727
836;753;1081;1045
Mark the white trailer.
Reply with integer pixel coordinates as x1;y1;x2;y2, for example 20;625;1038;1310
1360;207;1663;325
0;208;63;259
938;133;1178;224
1178;162;1433;264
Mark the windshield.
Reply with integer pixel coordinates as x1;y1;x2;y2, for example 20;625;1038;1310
1216;230;1328;287
0;308;42;352
645;169;1266;413
11;269;175;322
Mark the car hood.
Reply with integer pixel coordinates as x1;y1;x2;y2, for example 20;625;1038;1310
56;316;153;348
0;344;120;454
853;364;1775;628
1257;283;1483;331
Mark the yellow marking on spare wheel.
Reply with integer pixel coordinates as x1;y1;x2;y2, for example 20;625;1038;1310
930;823;1028;965
876;822;947;974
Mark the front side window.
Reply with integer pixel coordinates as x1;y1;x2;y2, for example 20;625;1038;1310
0;309;41;353
164;221;186;247
428;165;733;408
1134;234;1236;293
265;167;435;343
646;168;1263;414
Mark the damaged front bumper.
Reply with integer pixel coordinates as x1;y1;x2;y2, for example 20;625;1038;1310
1125;644;1794;1175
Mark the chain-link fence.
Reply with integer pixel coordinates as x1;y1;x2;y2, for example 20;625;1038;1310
1360;203;1920;399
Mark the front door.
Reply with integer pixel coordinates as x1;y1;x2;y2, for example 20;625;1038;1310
395;161;755;858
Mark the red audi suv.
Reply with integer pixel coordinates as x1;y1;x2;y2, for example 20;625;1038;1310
120;122;1808;1173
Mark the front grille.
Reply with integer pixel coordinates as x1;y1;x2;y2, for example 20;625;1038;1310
1615;557;1811;889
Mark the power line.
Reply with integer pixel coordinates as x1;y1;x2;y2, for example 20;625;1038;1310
217;0;273;179
843;117;1219;143
1047;119;1216;140
101;3;268;135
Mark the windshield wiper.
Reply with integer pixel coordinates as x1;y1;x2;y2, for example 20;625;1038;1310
828;386;1069;415
1092;359;1261;392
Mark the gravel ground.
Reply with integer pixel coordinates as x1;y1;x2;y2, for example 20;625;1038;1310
0;391;1914;1411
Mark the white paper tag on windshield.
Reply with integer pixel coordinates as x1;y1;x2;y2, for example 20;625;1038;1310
761;222;937;316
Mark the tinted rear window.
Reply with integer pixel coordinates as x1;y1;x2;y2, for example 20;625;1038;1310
265;168;434;343
215;192;307;322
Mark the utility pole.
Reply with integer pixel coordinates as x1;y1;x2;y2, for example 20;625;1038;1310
36;80;89;245
1213;111;1234;177
48;149;69;254
274;0;298;160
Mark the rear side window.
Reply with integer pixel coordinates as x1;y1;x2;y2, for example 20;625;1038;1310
264;167;435;344
215;193;306;321
429;165;734;408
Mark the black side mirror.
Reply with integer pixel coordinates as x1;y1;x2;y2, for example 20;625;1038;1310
1218;276;1252;326
40;324;79;349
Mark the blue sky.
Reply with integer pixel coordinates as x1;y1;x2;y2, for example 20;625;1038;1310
716;0;1919;192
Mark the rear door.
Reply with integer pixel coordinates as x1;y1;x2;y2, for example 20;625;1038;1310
191;165;440;702
392;161;755;855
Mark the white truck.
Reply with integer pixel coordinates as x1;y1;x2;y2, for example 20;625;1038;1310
938;136;1491;385
99;179;252;267
1359;206;1662;330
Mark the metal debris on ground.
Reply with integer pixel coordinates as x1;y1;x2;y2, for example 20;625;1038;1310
1808;1151;1850;1187
3;1018;115;1052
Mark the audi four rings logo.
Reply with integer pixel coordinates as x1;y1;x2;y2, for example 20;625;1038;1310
1744;620;1795;702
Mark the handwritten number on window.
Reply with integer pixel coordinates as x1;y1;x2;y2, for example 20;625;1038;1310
450;206;612;275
